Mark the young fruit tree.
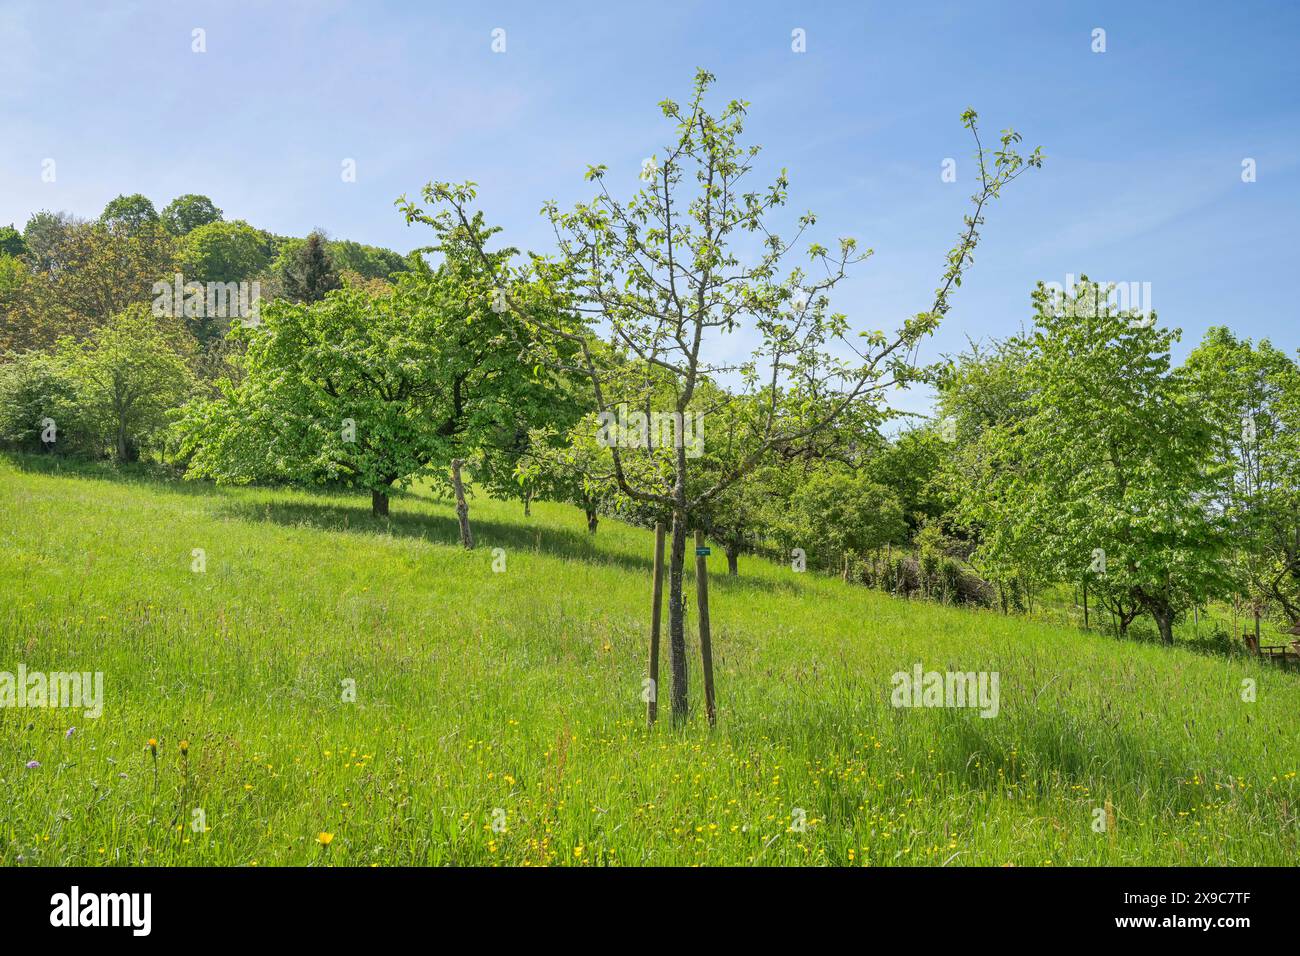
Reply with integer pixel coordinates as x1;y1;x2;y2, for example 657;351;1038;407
406;70;1041;723
514;416;618;534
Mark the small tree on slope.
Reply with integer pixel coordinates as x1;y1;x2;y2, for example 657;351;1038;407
403;70;1041;722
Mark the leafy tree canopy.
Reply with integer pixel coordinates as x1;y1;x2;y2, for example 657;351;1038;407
161;194;224;235
100;193;160;235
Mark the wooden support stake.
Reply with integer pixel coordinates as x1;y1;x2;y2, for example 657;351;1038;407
647;522;665;727
695;529;716;727
450;459;474;549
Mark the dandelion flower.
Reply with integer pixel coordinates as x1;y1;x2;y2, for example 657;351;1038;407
317;832;334;846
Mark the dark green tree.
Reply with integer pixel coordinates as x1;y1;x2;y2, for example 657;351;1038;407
280;231;341;303
0;225;25;258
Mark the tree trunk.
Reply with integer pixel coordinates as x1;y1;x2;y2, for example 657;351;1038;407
1152;606;1175;645
725;545;739;576
667;511;688;725
116;423;128;462
1115;603;1137;637
371;488;389;518
523;492;531;517
647;522;665;727
585;509;599;535
450;459;473;549
695;530;716;727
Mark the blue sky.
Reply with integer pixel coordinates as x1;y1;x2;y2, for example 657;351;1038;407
2;0;1297;418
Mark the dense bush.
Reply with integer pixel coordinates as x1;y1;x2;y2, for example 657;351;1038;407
857;549;993;607
0;350;92;455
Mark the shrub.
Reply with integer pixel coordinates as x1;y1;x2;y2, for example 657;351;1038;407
0;351;93;455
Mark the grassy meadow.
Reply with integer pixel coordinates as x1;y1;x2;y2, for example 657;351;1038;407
1;452;1298;866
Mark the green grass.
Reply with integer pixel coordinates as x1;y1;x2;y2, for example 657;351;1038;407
2;453;1298;866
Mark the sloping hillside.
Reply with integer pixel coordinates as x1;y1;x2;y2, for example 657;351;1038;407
1;455;1297;865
